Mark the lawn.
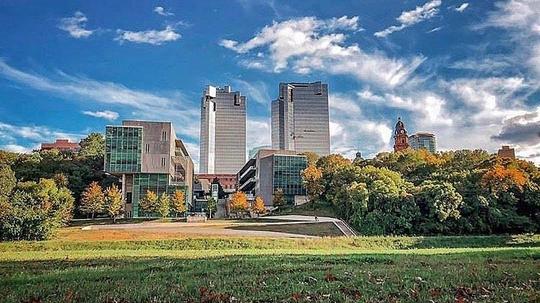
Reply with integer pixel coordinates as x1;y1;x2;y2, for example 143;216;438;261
228;222;348;237
0;234;539;302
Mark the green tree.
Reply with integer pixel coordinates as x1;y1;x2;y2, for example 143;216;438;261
415;181;463;233
79;133;105;158
79;181;105;219
158;192;170;218
139;190;158;216
105;184;123;223
0;165;16;202
207;196;217;218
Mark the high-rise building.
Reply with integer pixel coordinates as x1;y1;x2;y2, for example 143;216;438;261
199;85;246;174
104;120;194;217
237;149;307;206
271;82;330;156
409;132;436;153
393;117;410;152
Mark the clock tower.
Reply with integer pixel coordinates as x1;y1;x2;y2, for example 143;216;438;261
393;117;410;152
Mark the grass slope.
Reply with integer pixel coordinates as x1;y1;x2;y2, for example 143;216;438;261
0;235;539;302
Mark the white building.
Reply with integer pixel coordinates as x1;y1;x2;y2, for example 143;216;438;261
199;85;247;174
271;82;330;156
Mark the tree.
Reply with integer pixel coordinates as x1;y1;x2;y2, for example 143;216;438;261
79;181;105;219
171;190;186;217
79;133;105;158
300;152;319;166
158;193;170;218
272;188;286;207
0;165;16;202
415;181;463;233
252;196;266;216
302;165;323;203
105;184;123;223
139;190;158;216
230;192;249;217
207;196;217;218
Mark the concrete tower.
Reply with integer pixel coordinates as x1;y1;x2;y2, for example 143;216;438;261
271;82;330;156
199;85;246;174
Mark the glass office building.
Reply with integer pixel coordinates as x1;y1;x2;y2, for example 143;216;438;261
237;149;308;206
273;155;307;203
105;126;143;173
409;132;437;153
104;121;194;217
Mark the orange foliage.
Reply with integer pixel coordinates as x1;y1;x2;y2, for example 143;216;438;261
482;164;527;191
252;196;266;215
417;149;445;166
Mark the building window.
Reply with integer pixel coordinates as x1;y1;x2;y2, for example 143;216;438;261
234;94;241;106
161;131;167;141
161;157;166;167
145;144;150;153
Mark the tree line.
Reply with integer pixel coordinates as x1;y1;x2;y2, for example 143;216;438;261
302;149;540;235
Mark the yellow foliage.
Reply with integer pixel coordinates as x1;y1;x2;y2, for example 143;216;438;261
252;196;266;214
482;164;527;191
230;191;249;213
171;190;186;215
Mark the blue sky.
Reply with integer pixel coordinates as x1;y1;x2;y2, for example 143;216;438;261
0;0;539;168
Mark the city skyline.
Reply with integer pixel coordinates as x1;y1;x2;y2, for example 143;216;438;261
0;1;539;167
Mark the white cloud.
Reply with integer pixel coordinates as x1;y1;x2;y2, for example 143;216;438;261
154;6;174;16
374;0;442;37
220;16;423;88
427;26;442;33
115;26;181;45
455;3;469;12
232;79;270;105
482;0;540;75
0;121;83;153
0;59;199;140
58;11;94;38
0;144;33;154
247;118;271;151
82;110;119;121
328;93;393;158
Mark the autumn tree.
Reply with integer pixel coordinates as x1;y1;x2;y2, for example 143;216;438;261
272;188;286;207
79;181;105;219
302;165;323;202
252;196;266;216
105;184;123;223
139;190;158;216
171;190;186;217
157;192;170;218
230;191;249;217
300;151;319;166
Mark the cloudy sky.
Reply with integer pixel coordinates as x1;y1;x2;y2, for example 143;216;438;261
0;0;539;168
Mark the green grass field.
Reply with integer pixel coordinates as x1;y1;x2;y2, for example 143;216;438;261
1;234;539;302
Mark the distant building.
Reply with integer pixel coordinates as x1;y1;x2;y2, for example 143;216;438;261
40;139;80;152
393;117;410;152
271;82;330;156
237;149;307;207
104;120;194;218
497;145;516;159
409;132;436;153
196;174;237;193
199;85;246;174
249;145;272;159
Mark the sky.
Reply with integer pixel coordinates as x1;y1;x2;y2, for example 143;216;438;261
0;0;539;170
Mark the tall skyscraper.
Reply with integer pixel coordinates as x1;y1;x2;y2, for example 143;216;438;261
393;117;410;152
199;85;246;174
409;132;436;153
271;82;330;156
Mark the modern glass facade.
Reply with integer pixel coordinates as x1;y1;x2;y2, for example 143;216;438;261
273;155;307;204
105;126;143;173
409;133;436;153
132;173;187;217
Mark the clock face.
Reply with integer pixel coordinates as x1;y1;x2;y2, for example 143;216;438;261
400;130;404;134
